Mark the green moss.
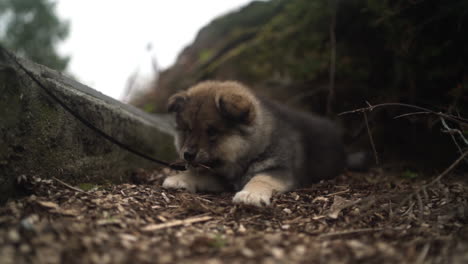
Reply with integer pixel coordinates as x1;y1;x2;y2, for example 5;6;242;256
401;170;419;179
198;49;213;63
143;103;155;113
78;183;99;191
209;234;227;249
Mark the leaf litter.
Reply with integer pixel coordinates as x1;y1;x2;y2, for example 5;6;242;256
0;168;467;264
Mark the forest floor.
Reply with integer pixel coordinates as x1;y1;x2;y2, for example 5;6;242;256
0;167;467;264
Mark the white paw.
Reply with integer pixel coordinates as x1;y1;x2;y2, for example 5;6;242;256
162;175;196;192
232;190;271;206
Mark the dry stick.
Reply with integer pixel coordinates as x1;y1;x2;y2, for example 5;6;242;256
52;177;88;194
416;192;424;220
339;102;468;125
440;117;468;165
393;111;431;119
401;201;415;217
341;103;468;164
345;154;464;225
421;186;429;201
427;149;468;186
325;189;350;197
388;198;393;219
415;243;431;264
141;215;213;232
197;163;213;171
396;149;468;214
363;111;379;165
326;0;338;116
339;193;400;228
440;117;468;145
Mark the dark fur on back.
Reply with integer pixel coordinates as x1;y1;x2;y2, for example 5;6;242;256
258;98;346;187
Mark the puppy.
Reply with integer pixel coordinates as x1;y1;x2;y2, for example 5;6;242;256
163;81;346;206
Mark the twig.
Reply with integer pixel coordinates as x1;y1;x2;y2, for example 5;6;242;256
415;243;431;264
393;111;431;119
141;215;213;231
343;193;400;227
326;0;338;116
364;111;379;165
422;186;429;202
197;163;213;171
401;201;415;217
416;192;424;220
325;189;350;197
397;150;468;213
339;102;468;125
440;118;468;165
441;117;468;145
388;199;393;219
52;177;87;194
427;149;468;186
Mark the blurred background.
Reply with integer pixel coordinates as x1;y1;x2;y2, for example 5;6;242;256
0;0;252;100
1;0;467;170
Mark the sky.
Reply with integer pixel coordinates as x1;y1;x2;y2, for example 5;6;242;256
56;0;254;100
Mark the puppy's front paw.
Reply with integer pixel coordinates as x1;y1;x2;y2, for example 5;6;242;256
162;174;196;192
233;190;271;206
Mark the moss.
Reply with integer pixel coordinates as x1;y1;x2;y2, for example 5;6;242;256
401;170;419;179
198;49;214;64
143;103;155;113
78;183;99;191
209;234;227;249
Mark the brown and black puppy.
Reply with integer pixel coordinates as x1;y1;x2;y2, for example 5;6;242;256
163;81;345;206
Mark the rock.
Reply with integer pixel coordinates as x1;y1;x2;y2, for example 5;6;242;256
0;48;177;202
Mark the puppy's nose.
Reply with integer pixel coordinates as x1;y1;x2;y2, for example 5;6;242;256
183;149;197;162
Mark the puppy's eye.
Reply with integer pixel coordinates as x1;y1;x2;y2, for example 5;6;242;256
206;126;218;138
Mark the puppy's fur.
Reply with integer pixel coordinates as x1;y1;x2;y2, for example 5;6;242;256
163;81;345;206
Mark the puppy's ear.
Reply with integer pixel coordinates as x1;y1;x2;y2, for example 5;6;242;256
167;92;188;113
216;93;255;124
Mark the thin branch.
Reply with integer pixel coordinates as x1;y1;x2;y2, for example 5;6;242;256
325;189;350;197
416;192;424;220
52;177;88;194
393;111;431;119
440;117;468;165
440;117;468;145
398;150;468;209
422;186;429;201
427;149;468;186
141;215;213;231
401;201;415;217
339;102;468;125
364;111;379;165
415;243;431;264
326;0;338;117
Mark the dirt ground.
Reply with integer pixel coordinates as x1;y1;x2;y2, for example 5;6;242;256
0;167;467;264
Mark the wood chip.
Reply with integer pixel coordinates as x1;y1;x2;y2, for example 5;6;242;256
141;215;212;231
37;201;59;209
